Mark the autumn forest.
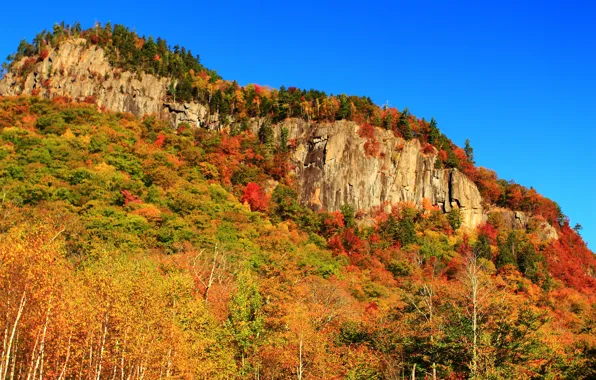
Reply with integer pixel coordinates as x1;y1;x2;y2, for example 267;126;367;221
0;23;595;379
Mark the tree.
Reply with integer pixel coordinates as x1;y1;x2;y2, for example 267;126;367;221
428;117;440;145
258;122;274;149
341;204;356;229
457;237;493;378
496;231;518;270
573;223;583;234
227;270;265;371
474;234;492;261
398;108;413;140
464;139;475;164
448;208;461;231
241;182;269;212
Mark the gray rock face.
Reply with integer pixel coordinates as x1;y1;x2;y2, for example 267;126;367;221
282;119;486;229
0;39;213;129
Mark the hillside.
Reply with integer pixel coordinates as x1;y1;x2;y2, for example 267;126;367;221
0;23;595;379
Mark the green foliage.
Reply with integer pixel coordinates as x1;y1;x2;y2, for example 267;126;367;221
428;117;440;144
381;212;418;247
497;231;520;269
36;113;65;134
341;204;356;229
448;208;462;231
227;271;265;359
464;138;475;164
474;234;492;261
258;122;274;148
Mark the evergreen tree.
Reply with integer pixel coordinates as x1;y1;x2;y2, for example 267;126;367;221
397;215;417;246
382;113;393;129
337;94;352;120
464;138;475;164
496;231;518;269
398;108;413;140
448;208;462;231
341;204;356;229
474;234;492;261
279;127;289;153
258;122;274;148
428;117;440;145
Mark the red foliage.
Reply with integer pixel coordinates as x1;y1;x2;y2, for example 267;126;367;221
320;212;345;238
476;167;502;204
477;223;498;245
154;53;161;61
507;184;524;210
343;228;364;254
83;96;97;104
241;182;269;212
365;302;379;314
359;124;379;157
267;153;293;180
422;143;435;154
358;123;376;139
21;57;37;73
121;190;142;205
39;49;50;60
154;133;166;148
327;234;344;254
328;228;364;255
363;139;379;157
545;224;596;292
438;149;448;163
220;135;240;155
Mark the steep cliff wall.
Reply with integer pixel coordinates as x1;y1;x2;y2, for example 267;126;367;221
0;40;557;237
278;119;486;228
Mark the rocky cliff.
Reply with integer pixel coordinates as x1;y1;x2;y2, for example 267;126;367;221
0;40;556;237
0;39;215;128
279;119;486;228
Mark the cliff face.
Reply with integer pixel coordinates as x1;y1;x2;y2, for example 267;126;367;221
0;39;214;128
280;119;486;228
0;40;556;237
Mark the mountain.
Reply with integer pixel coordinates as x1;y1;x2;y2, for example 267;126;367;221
0;23;594;379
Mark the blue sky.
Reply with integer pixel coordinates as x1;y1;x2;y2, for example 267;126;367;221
1;0;595;249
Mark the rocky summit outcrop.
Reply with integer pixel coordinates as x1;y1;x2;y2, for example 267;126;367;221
0;39;214;129
0;40;558;237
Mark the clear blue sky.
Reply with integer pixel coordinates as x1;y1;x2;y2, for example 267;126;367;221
1;0;595;250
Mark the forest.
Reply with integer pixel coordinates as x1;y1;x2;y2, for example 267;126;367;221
0;23;595;379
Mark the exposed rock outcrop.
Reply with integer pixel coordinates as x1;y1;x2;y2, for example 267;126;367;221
489;208;559;240
280;119;486;229
0;39;212;128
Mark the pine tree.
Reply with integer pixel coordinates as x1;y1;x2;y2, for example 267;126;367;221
464;139;475;164
429;117;440;145
399;108;413;140
496;231;518;269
